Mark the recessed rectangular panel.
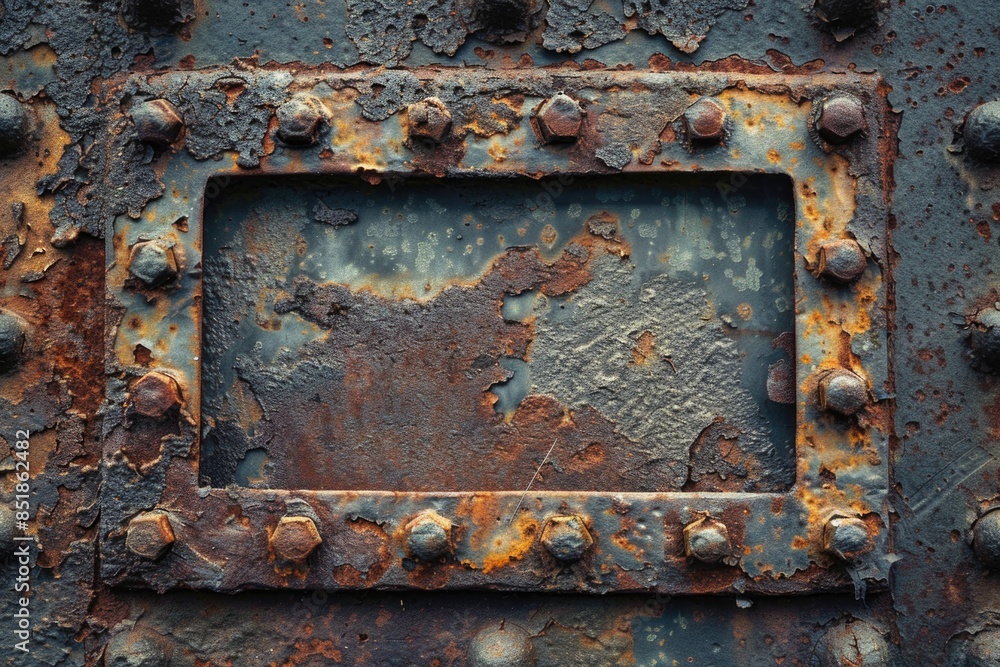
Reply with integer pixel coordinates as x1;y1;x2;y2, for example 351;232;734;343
200;173;796;492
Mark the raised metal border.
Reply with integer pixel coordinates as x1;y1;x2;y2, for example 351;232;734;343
100;68;892;594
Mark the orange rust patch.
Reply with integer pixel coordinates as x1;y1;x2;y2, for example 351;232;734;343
630;330;656;366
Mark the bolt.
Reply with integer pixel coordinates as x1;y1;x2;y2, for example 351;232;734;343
816;95;866;144
130;371;183;419
813;0;880;41
468;624;536;667
131;99;183;147
972;509;1000;569
0;506;14;553
823;515;875;562
536;93;583;144
0;310;27;373
967;628;1000;667
105;629;171;667
128;240;179;288
683;98;726;144
683;518;731;564
821;619;890;667
0;93;27;157
276;93;328;146
404;510;453;561
817;369;869;416
540;515;593;561
407;97;452;145
965;102;1000;162
125;512;176;560
969;307;1000;370
122;0;191;31
816;239;867;284
270;515;322;566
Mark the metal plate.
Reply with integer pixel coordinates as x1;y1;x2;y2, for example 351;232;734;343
100;68;892;595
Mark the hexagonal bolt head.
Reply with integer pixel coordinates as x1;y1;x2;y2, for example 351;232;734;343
407;97;453;145
405;510;454;561
816;238;867;284
972;509;1000;569
468;624;537;667
817;369;869;416
821;619;890;667
125;512;176;560
270;515;322;566
967;628;1000;667
128;240;179;288
122;0;193;31
823;515;875;561
969;307;1000;370
816;95;866;144
965;102;1000;162
105;629;172;667
276;93;328;146
0;93;28;157
131;99;183;147
683;98;727;144
536;93;583;144
130;371;183;419
0;310;27;373
540;515;593;562
683;518;731;564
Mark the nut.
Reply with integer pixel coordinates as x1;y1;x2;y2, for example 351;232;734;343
816;238;867;284
276;93;328;146
536;93;583;144
540;515;593;561
816;95;866;144
817;369;869;416
406;97;452;145
468;624;536;667
130;372;183;419
131;99;183;147
683;98;726;144
128;240;179;288
969;307;1000;369
821;619;890;667
0;93;27;157
105;629;172;667
972;509;1000;569
0;310;27;373
270;515;322;565
404;510;453;560
683;518;731;564
823;515;875;561
125;512;176;560
965;102;1000;162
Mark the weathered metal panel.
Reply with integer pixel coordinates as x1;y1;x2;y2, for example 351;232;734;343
0;0;997;665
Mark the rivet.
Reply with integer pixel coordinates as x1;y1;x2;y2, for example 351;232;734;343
406;97;452;145
270;515;322;566
0;93;27;157
682;98;726;144
468;624;536;667
129;371;183;420
0;310;27;373
683;517;731;564
535;93;583;144
125;511;176;560
404;510;453;561
540;514;593;561
821;619;890;667
823;515;875;561
817;369;869;416
972;508;1000;569
969;307;1000;370
131;99;183;147
816;95;866;144
276;93;328;146
105;629;171;667
964;101;1000;161
127;239;179;288
816;238;867;284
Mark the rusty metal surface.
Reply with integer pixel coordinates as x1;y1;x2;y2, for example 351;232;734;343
0;0;997;665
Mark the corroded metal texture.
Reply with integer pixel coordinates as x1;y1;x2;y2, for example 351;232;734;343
0;0;998;665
